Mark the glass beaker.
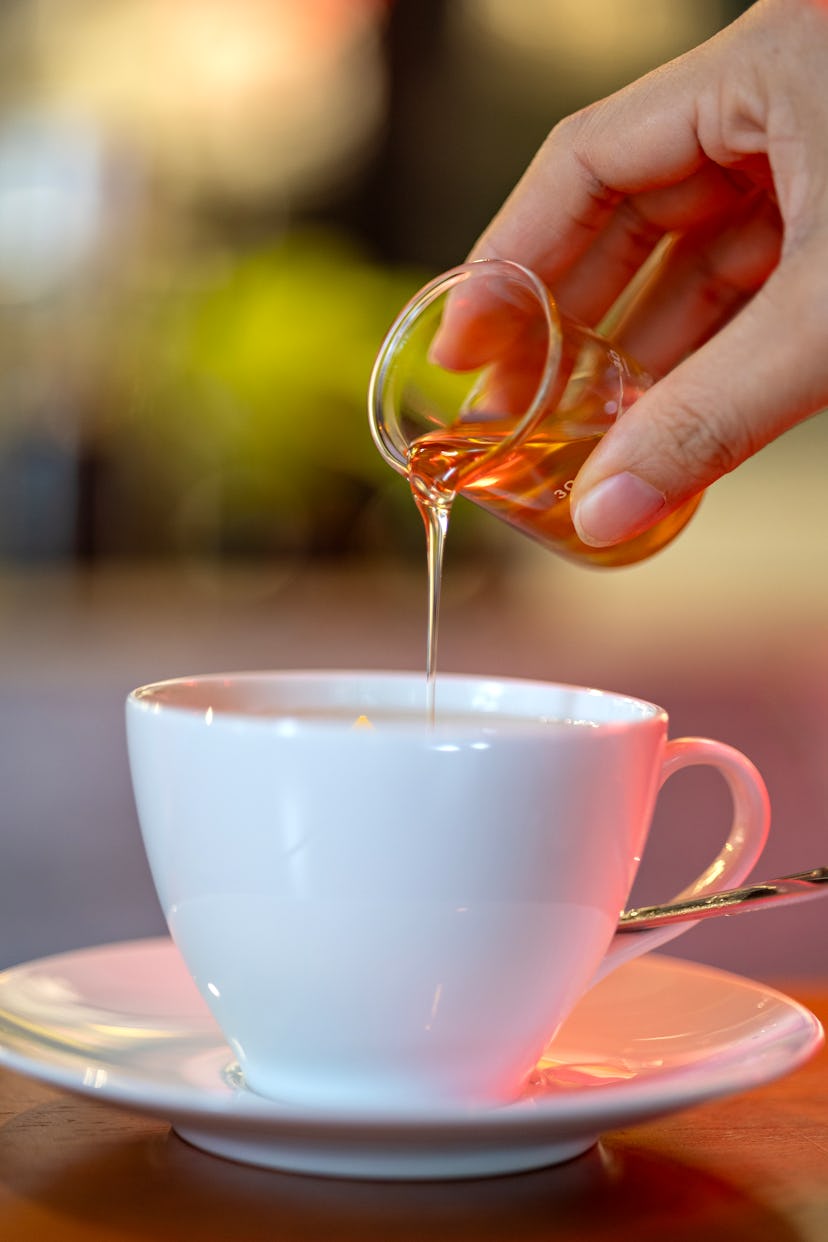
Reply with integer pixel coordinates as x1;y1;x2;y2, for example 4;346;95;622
368;258;701;567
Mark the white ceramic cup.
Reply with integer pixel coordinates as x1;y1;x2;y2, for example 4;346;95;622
126;670;770;1113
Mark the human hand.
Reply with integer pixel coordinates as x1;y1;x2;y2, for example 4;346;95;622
460;0;828;547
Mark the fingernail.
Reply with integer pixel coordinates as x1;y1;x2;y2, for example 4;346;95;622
573;473;667;546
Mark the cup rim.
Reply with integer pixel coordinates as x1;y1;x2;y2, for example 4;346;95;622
127;669;667;732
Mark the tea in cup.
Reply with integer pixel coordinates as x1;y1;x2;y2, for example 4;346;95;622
126;670;769;1113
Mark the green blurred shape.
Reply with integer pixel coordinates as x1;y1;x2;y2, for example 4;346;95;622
164;231;423;485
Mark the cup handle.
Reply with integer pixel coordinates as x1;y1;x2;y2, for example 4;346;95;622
594;737;770;983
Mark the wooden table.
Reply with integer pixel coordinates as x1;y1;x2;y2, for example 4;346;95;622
1;984;827;1242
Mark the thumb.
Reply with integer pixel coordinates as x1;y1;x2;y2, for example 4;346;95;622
570;261;827;547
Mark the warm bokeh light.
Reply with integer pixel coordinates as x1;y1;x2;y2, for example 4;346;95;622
455;0;729;91
33;0;387;203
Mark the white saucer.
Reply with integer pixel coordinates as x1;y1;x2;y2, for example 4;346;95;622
0;938;821;1180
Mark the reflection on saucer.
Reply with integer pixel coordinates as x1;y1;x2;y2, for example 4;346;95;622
529;1060;639;1090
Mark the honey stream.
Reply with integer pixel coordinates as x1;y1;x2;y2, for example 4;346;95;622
412;481;451;726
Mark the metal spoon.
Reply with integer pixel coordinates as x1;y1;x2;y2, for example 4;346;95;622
618;866;828;932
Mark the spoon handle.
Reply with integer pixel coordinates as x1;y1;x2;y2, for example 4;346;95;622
618;866;828;932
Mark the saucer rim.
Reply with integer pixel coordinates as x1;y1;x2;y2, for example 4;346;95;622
0;936;822;1137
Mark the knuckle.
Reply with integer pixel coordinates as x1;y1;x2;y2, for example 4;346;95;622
546;109;621;211
655;388;756;485
547;108;589;149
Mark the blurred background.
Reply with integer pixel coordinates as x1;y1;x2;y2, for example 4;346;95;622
3;0;828;983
